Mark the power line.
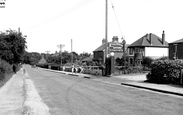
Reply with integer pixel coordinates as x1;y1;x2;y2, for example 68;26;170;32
110;0;123;38
30;0;93;29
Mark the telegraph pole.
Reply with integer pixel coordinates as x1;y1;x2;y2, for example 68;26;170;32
104;0;108;63
71;39;73;64
57;44;65;66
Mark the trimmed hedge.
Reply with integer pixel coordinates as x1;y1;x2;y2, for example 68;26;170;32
147;59;183;84
115;66;144;74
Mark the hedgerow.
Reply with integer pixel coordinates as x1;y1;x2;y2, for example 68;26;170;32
147;59;183;84
0;58;12;81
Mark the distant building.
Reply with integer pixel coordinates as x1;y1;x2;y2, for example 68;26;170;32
127;31;168;66
169;38;183;60
38;55;47;64
93;36;128;63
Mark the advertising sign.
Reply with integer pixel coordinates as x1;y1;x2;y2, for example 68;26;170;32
0;0;5;8
109;43;123;52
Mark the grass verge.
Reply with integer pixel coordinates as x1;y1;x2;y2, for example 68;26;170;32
0;72;14;88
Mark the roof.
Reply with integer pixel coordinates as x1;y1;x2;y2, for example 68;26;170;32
38;56;47;64
169;38;183;44
82;57;93;62
93;42;129;52
128;33;168;48
93;43;106;52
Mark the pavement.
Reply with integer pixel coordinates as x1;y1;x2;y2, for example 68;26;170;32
0;67;50;115
44;68;183;97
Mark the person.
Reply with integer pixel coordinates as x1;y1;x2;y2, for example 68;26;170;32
13;64;16;73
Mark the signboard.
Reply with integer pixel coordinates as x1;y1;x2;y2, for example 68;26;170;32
109;42;123;52
0;0;5;8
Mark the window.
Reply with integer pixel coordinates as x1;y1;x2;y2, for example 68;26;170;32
135;48;141;53
129;48;133;55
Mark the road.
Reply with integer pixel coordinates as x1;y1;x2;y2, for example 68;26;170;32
24;65;183;115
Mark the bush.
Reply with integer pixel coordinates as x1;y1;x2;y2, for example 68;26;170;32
147;59;183;84
115;66;143;74
0;59;12;81
36;64;49;69
142;57;153;67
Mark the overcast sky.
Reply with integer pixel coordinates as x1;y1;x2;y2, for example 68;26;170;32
1;0;183;54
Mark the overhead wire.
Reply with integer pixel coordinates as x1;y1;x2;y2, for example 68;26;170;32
29;0;93;29
110;0;124;40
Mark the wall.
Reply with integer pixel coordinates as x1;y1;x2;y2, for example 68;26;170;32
145;47;168;59
169;43;183;60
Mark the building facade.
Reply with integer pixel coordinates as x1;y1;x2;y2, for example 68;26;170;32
169;38;183;60
127;31;168;66
93;36;127;63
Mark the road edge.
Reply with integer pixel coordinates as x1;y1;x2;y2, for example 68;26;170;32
22;71;50;115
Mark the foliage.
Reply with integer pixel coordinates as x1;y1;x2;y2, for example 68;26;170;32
155;56;169;61
115;58;123;66
142;57;153;67
0;58;12;81
115;66;143;74
147;59;183;84
23;52;42;65
0;29;27;64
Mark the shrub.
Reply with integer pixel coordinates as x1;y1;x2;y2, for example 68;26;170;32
147;59;183;84
36;64;49;69
115;66;143;74
0;59;12;81
142;57;153;67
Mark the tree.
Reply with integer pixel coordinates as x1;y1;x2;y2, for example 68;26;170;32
0;29;27;64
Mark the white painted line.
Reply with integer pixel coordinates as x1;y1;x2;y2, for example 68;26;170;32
22;79;50;115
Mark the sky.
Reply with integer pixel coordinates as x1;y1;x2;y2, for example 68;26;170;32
0;0;183;54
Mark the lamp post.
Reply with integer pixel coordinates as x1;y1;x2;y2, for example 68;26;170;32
110;52;115;76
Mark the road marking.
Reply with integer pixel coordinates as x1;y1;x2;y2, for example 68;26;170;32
22;78;50;115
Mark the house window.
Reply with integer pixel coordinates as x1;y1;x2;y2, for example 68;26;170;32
135;48;141;53
129;48;133;55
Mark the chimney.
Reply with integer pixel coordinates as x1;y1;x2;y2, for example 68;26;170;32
149;33;152;45
102;39;105;44
112;36;119;42
162;30;165;45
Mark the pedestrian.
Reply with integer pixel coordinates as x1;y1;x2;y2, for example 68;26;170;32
13;64;16;73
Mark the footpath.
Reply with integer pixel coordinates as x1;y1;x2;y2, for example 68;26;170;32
45;68;183;97
0;67;50;115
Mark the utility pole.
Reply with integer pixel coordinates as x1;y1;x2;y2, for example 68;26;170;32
104;0;108;64
71;39;73;64
57;44;65;66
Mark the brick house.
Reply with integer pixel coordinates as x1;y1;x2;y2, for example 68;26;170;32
93;36;128;63
169;38;183;60
127;31;168;66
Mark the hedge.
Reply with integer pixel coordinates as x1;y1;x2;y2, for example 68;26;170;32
147;59;183;84
0;59;12;81
115;66;144;74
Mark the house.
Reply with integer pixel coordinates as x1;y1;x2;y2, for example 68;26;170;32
93;36;128;63
38;55;47;64
169;38;183;60
127;31;168;66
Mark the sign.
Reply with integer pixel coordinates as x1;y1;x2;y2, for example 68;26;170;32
0;0;5;8
109;42;123;52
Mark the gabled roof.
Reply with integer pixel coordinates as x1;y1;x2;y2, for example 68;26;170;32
128;33;168;48
169;38;183;44
38;56;47;64
93;43;106;52
93;42;129;52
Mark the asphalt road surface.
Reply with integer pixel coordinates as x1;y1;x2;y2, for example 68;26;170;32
24;65;183;115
